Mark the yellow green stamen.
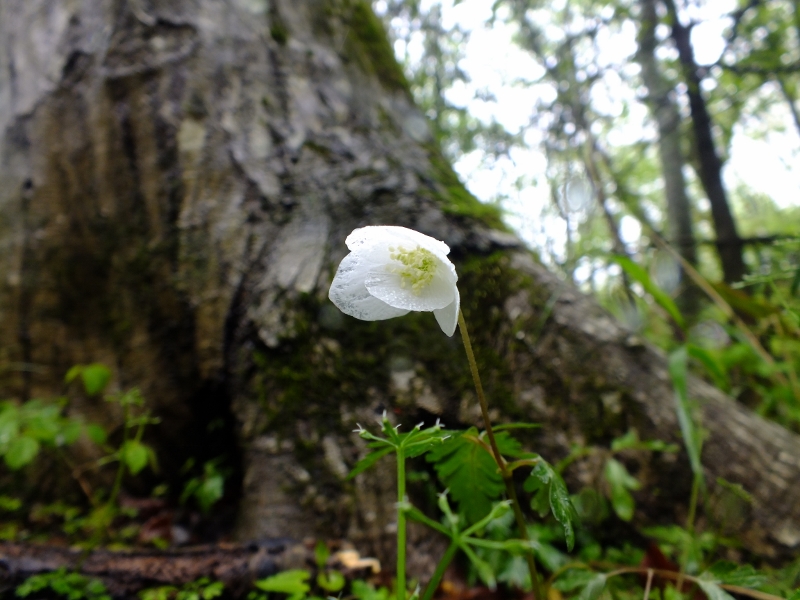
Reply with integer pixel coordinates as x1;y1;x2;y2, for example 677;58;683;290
388;245;438;294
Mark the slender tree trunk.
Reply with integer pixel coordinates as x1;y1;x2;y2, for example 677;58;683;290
637;0;700;315
663;0;747;284
1;0;800;570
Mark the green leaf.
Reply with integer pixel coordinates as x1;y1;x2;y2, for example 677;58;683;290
254;570;310;597
5;435;39;469
493;431;526;457
687;344;728;390
788;589;800;600
196;474;224;513
64;365;83;385
497;555;530;589
461;544;497;590
610;429;639;451
317;570;345;592
604;458;640;522
0;495;22;511
350;580;390;600
121;440;149;475
59;419;83;445
552;569;597;592
426;429;505;523
577;573;607;600
612;255;685;329
705;562;766;588
696;577;736;600
791;263;800;297
668;346;704;480
200;581;224;599
402;426;450;457
86;424;107;445
524;461;578;550
348;446;393;479
314;541;330;569
81;363;112;396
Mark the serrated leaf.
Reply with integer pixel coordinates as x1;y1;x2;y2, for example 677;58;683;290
524;462;551;517
427;429;505;524
549;472;577;551
494;431;526;457
4;435;39;469
524;461;578;550
121;440;149;475
81;363;112;396
348;446;393;479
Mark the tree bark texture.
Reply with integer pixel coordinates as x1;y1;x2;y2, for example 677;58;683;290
1;0;799;571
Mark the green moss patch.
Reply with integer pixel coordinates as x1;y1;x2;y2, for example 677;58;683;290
425;145;507;231
344;1;412;97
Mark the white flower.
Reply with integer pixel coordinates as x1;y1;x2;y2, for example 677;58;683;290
328;226;460;336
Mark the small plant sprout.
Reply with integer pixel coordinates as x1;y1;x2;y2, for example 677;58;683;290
328;225;460;336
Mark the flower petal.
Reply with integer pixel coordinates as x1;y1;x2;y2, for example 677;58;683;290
433;287;460;336
365;256;456;311
329;252;411;321
347;225;452;262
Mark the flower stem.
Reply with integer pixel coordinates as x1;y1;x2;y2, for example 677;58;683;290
397;446;407;600
457;311;503;465
678;472;702;590
457;309;544;600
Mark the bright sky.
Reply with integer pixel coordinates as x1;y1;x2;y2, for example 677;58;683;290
378;0;800;263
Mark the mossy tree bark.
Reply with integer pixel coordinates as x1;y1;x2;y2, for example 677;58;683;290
1;0;799;571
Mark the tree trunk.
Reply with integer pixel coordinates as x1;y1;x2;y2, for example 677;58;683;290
663;0;747;284
636;0;700;316
1;0;799;571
